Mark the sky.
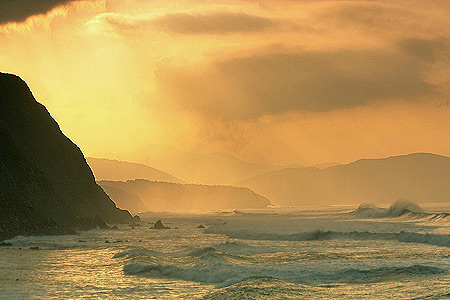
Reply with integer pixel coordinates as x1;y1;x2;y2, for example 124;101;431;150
1;0;450;167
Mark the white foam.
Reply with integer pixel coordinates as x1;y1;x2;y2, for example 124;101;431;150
351;199;423;218
113;248;162;259
204;227;450;248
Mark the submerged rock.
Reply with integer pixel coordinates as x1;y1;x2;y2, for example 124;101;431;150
29;246;39;250
0;242;13;247
197;224;205;229
152;220;170;229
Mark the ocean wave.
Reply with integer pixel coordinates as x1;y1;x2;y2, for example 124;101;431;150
113;240;273;261
2;234;95;250
204;228;450;248
123;257;445;288
113;246;222;260
337;265;445;283
187;241;256;257
3;234;77;244
200;278;306;300
201;266;446;300
350;200;450;224
188;246;216;257
350;199;423;218
113;248;164;259
204;228;396;241
123;257;251;287
398;232;450;247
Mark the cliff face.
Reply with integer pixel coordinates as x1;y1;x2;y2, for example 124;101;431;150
101;185;148;214
99;179;270;212
0;73;132;241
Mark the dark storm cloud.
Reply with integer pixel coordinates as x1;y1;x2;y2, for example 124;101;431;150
0;0;73;25
155;50;433;119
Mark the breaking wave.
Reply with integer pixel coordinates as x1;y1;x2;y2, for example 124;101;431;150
350;199;450;223
350;199;423;218
204;228;450;248
123;252;255;287
336;264;445;283
113;248;164;259
113;240;277;262
123;256;445;287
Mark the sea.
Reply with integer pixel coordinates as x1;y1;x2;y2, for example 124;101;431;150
2;201;450;299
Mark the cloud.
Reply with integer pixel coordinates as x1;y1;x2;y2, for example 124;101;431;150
0;0;73;25
152;12;277;35
397;37;450;62
154;49;434;119
318;2;413;29
91;11;280;35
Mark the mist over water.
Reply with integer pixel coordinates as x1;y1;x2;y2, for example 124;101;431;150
2;202;450;299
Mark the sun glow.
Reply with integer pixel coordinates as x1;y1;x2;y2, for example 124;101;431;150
1;0;450;168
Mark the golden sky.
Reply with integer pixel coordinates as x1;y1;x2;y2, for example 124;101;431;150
1;0;450;167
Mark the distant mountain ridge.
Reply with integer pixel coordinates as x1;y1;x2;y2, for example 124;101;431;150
0;73;133;241
87;157;182;183
140;149;280;185
101;147;338;185
237;153;450;206
99;179;271;212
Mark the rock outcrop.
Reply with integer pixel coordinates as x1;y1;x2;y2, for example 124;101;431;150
0;72;132;241
152;220;170;229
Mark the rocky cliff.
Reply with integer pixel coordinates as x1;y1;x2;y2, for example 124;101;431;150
0;73;132;241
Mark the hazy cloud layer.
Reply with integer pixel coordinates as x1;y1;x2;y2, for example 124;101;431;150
155;49;433;119
2;0;450;166
92;11;280;35
397;37;450;62
153;12;277;35
318;2;414;30
0;0;73;25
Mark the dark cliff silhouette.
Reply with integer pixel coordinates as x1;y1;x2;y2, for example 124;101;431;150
101;185;148;214
0;72;132;241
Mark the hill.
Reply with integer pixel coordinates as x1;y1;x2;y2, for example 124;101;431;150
87;157;182;183
0;73;133;241
142;149;279;185
98;179;270;212
237;153;450;206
